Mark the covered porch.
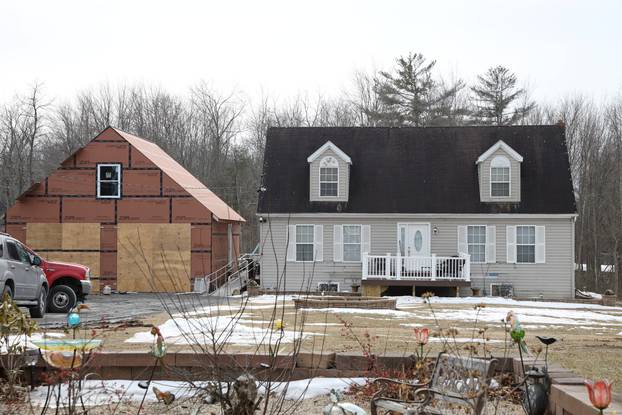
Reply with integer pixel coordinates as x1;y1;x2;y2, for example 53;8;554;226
361;252;471;297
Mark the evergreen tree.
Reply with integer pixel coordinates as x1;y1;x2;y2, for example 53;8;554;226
471;66;535;125
367;53;467;126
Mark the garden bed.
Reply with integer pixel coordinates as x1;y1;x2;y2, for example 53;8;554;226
293;295;396;309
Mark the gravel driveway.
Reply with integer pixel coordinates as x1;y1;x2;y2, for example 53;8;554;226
33;292;209;328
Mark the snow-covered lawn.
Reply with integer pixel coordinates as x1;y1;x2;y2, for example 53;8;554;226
125;314;318;346
28;377;367;407
123;295;622;348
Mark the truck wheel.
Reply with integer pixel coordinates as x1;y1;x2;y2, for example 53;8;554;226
2;285;13;301
48;285;77;313
29;286;47;318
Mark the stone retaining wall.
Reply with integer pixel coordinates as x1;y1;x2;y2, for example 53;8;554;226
293;296;397;309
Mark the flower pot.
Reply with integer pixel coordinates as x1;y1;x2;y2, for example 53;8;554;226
602;294;616;307
247;285;260;297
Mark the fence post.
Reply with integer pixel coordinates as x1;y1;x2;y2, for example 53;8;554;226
431;254;437;281
362;252;368;280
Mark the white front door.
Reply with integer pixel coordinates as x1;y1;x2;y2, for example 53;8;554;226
398;223;431;271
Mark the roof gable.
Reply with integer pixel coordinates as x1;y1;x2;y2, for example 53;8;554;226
307;141;352;164
476;140;523;164
110;128;244;222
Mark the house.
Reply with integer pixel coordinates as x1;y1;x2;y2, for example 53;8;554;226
257;126;577;299
3;127;245;293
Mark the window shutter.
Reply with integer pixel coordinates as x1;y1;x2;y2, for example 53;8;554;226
486;226;496;263
506;226;517;264
535;226;545;263
333;225;343;262
286;225;296;262
457;226;467;254
314;225;324;262
361;225;371;257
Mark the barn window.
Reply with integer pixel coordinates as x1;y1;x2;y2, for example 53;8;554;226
97;164;121;198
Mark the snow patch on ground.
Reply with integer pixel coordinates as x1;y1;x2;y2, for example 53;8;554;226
29;377;367;407
125;315;313;345
408;306;622;326
301;307;416;318
248;295;297;304
394;296;621;311
173;303;278;317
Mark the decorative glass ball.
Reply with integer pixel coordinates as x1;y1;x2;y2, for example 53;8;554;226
67;312;81;327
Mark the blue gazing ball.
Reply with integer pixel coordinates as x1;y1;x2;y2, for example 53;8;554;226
67;312;81;327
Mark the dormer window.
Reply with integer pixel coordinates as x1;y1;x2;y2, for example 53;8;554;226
307;140;351;202
476;140;522;203
490;156;510;197
319;156;339;197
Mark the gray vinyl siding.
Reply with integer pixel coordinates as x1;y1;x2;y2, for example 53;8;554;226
259;215;575;299
309;148;349;202
479;148;521;203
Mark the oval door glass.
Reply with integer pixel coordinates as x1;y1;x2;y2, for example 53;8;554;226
414;230;423;252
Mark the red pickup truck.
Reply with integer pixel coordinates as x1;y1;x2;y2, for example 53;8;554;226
23;246;92;313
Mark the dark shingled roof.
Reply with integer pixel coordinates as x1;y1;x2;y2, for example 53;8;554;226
257;126;577;214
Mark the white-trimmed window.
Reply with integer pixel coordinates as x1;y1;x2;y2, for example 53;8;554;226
97;164;121;198
343;225;361;262
458;225;496;264
516;225;536;263
333;225;370;263
296;225;314;261
467;225;486;263
319;156;338;197
317;282;339;292
490;156;510;197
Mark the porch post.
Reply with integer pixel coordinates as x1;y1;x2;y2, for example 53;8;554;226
396;252;401;280
463;253;471;281
431;254;437;281
362;252;368;280
385;253;391;279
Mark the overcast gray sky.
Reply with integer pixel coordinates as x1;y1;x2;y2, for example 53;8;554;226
1;0;621;105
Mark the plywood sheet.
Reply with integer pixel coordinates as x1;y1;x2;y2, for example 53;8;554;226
62;199;115;223
5;224;26;243
162;174;187;196
154;224;191;251
117;224;154;292
191;225;211;250
7;198;60;223
191;252;211;278
100;252;117;276
61;223;100;250
93;128;126;141
172;198;212;223
152;250;191;292
122;170;161;196
100;225;117;251
27;223;63;250
48;170;95;195
75;142;129;167
42;251;100;278
130;146;156;168
117;199;169;223
117;224;191;293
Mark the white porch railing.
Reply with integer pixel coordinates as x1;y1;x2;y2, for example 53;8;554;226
362;252;471;281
